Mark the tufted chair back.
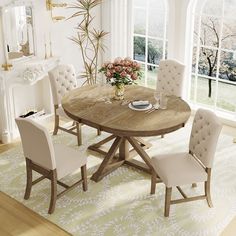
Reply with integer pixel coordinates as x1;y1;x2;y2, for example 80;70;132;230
156;59;185;97
15;118;56;170
189;109;222;168
48;64;77;105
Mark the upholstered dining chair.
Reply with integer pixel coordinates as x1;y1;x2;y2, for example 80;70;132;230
16;118;88;214
48;64;100;146
156;59;185;138
150;109;222;217
156;59;185;98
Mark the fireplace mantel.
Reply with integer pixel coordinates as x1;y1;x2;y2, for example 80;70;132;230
0;57;60;143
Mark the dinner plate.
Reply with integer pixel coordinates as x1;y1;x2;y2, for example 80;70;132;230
128;103;153;111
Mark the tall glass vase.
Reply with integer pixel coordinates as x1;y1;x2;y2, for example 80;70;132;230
114;83;125;100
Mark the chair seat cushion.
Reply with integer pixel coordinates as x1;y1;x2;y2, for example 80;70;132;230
151;152;207;187
54;144;87;179
56;106;70;119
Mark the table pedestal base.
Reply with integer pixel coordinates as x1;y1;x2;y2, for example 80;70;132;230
89;136;155;182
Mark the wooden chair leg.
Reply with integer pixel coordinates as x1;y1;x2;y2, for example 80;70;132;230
205;181;213;207
97;128;101;136
48;170;57;214
24;159;32;200
76;122;82;146
205;168;213;207
53;114;59;135
192;183;197;188
81;165;88;192
151;172;156;194
164;187;172;217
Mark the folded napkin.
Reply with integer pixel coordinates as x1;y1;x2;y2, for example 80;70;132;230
132;100;150;106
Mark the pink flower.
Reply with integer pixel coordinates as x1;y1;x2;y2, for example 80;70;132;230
131;73;138;80
107;63;113;69
125;61;131;66
126;67;133;74
106;71;113;78
120;71;127;78
115;66;122;72
119;60;125;66
102;62;109;68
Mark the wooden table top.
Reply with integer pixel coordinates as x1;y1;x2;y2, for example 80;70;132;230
62;85;191;137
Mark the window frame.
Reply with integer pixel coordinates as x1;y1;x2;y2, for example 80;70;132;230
131;0;169;87
191;0;236;115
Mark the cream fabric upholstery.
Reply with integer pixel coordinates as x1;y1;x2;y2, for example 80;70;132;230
54;144;86;179
189;109;222;168
152;153;207;187
16;118;56;170
16;118;87;179
156;59;185;97
48;64;77;106
151;108;222;188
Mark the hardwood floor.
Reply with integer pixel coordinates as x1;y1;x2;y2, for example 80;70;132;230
0;122;235;235
0;192;71;236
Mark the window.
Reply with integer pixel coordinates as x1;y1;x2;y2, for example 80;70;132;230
191;0;236;114
132;0;168;88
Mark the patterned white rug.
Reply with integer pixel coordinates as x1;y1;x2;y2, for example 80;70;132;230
0;120;236;236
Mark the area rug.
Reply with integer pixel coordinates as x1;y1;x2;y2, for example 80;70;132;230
0;120;236;236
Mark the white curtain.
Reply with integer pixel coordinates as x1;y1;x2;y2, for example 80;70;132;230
101;0;131;62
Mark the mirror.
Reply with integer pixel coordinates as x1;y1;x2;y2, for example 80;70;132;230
3;5;35;61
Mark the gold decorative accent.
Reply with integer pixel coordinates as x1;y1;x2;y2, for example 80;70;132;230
52;15;65;21
2;63;13;71
46;0;67;21
46;0;67;10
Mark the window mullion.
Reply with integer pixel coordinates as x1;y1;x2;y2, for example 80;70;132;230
144;0;149;87
163;0;168;59
194;14;202;105
214;1;224;112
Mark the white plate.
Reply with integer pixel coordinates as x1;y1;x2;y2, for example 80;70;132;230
128;103;153;111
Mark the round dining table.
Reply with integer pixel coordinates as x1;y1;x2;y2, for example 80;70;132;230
62;85;191;182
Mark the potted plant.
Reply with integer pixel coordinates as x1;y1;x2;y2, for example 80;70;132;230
69;0;108;85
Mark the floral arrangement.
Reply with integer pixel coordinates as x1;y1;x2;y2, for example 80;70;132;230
99;57;143;86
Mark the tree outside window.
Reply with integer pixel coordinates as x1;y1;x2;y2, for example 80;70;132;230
132;0;168;88
192;0;236;113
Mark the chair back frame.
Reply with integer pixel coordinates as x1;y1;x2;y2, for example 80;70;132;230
48;64;77;106
156;59;185;97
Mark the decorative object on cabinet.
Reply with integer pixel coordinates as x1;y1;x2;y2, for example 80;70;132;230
69;0;108;85
46;0;67;21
